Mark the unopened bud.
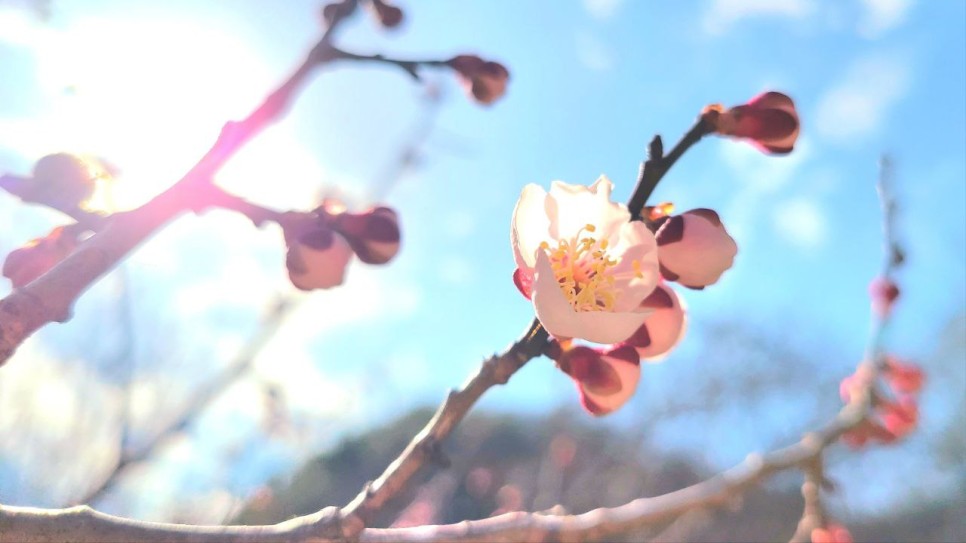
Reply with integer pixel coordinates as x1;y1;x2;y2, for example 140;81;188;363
706;91;799;155
369;0;403;28
331;206;401;265
447;55;510;106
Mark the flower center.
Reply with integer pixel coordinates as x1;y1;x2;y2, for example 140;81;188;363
540;224;644;312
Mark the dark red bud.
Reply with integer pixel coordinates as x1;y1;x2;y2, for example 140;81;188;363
371;0;403;28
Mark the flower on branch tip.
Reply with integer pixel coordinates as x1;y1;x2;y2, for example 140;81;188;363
704;91;800;155
2;225;82;288
446;55;510;106
654;208;737;289
511;176;660;344
619;282;687;362
868;275;900;318
367;0;403;28
838;358;923;448
549;341;641;417
811;523;854;543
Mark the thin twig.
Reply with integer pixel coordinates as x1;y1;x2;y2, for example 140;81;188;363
74;88;449;508
330;48;449;81
787;155;905;542
0;399;882;543
74;297;295;506
627;117;715;220
0;38;343;365
337;319;550;537
335;120;710;536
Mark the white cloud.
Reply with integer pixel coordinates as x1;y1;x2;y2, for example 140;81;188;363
438;255;476;285
772;198;828;250
576;32;616;72
442;210;477;241
718;137;812;247
703;0;813;35
815;54;911;143
582;0;625;20
720;136;812;194
0;6;47;48
858;0;913;39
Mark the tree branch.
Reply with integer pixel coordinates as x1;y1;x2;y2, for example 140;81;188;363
627;117;715;220
0;397;877;543
337;319;550;537
0;20;405;366
330;48;450;81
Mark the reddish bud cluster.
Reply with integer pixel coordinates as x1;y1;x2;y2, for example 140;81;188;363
283;200;401;290
704;91;800;155
868;275;900;318
811;523;854;543
839;356;924;448
529;199;737;416
3;225;83;288
446;55;510;106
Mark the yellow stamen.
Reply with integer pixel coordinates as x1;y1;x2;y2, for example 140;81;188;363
541;224;628;312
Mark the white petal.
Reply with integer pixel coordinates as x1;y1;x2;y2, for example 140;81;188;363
532;250;582;340
546;177;629;242
533;249;652;344
609;221;660;312
510;184;551;270
569;307;650;344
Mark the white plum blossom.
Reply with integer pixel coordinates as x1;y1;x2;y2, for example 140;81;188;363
511;176;660;344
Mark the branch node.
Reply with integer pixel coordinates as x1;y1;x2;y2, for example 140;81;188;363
427;440;451;469
648;135;664;161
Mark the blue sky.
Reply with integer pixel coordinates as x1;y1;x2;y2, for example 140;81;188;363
0;0;963;523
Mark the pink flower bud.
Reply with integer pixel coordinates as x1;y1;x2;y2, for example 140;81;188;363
882;355;924;395
2;226;78;288
285;227;353;290
369;0;403;28
554;344;641;416
707;92;800;154
868;276;900;318
512;267;534;300
811;523;854;543
655;209;737;289
620;283;687;361
881;396;919;440
447;55;510;106
331;206;401;265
